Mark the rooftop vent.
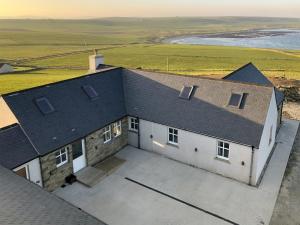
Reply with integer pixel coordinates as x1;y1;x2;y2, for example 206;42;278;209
228;93;247;108
179;86;194;100
35;97;55;115
82;85;98;100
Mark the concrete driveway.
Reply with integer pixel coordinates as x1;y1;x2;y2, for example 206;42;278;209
54;119;299;225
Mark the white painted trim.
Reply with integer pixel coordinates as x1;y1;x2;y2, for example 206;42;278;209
128;117;139;132
103;125;112;143
56;147;68;168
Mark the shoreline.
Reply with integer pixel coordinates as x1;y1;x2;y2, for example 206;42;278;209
163;28;299;41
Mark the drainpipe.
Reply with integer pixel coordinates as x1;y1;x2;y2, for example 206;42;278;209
249;146;255;185
137;117;141;149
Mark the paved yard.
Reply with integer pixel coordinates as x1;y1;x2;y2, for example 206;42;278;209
55;119;299;225
270;127;300;225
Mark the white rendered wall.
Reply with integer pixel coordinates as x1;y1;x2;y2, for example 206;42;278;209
128;130;139;147
13;158;43;187
138;119;253;184
252;89;278;185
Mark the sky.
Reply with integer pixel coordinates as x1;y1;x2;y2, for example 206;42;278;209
0;0;300;19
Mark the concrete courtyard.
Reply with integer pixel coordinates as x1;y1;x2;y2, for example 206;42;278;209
54;119;299;225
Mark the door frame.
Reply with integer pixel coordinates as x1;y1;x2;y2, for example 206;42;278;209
72;139;87;173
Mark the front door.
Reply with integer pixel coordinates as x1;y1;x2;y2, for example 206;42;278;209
140;120;154;152
72;139;87;173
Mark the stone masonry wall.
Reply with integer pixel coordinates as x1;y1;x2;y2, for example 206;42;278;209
40;144;73;192
86;117;128;166
40;117;128;191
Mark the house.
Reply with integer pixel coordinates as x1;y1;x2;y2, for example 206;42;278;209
0;165;106;225
0;55;283;191
0;63;13;74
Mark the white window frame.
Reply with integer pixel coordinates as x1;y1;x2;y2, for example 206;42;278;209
168;127;178;145
55;147;68;167
217;141;230;160
129;117;139;132
103;125;111;143
113;120;122;137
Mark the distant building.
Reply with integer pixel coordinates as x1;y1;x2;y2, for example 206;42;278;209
0;63;13;74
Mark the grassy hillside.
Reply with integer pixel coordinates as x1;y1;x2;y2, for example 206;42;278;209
0;17;300;94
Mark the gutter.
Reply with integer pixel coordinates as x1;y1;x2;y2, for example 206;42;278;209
249;146;255;185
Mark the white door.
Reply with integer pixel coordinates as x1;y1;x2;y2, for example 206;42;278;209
140;120;153;151
72;139;87;173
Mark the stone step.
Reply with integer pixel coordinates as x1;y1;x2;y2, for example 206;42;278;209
75;166;106;187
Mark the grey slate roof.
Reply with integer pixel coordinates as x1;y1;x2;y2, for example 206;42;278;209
0;124;38;169
223;63;284;106
3;68;126;155
123;69;274;148
0;165;106;225
2;64;275;154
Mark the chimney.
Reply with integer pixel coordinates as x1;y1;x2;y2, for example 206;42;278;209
89;49;104;72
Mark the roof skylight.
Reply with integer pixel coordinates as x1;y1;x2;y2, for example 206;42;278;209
35;97;55;115
179;86;194;100
82;85;99;100
228;93;246;108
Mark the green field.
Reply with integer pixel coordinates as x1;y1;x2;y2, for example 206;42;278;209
1;17;300;94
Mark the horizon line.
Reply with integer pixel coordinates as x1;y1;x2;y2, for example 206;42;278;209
1;15;300;20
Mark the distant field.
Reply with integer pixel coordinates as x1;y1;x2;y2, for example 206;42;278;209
0;69;86;94
1;17;300;94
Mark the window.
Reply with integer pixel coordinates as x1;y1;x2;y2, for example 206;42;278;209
82;85;98;100
113;121;122;137
129;117;139;131
168;127;178;145
228;93;242;107
103;125;111;143
179;86;194;100
217;141;230;160
55;148;68;167
269;126;273;145
35;97;55;115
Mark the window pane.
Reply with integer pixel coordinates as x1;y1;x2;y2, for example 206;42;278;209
61;153;67;162
72;140;82;159
218;148;223;156
174;136;178;143
174;129;178;135
169;134;173;142
218;141;223;147
224;149;229;158
56;157;61;165
224;143;229;149
55;151;60;157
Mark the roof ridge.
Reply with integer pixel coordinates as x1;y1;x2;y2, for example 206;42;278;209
127;67;274;89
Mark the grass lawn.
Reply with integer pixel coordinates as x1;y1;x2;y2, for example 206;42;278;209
22;44;300;78
0;69;86;94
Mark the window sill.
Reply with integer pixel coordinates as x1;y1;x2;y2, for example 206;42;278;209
214;156;230;164
56;161;68;168
114;134;122;138
166;142;179;148
103;139;112;144
128;129;138;134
